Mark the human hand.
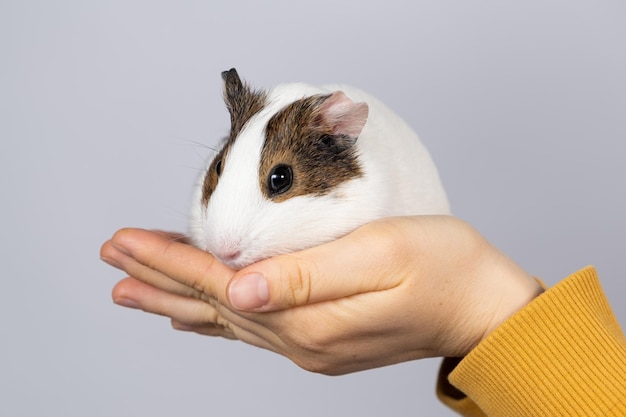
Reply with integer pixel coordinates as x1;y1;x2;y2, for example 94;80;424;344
100;216;542;375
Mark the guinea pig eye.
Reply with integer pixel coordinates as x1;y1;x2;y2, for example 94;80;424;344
215;159;223;176
268;164;293;196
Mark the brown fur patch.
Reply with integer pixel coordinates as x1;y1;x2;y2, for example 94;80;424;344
200;145;228;206
222;69;268;141
259;94;363;202
201;69;267;206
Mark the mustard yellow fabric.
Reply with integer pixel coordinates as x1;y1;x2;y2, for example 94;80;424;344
437;266;626;416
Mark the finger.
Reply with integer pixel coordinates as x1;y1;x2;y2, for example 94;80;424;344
107;228;235;305
114;277;282;353
101;239;202;299
150;230;191;245
169;320;277;354
171;320;237;339
227;218;414;312
112;277;223;327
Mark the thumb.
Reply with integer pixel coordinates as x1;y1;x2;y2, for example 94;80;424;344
226;219;408;312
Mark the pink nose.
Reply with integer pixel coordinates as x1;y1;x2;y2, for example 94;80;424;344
221;250;241;261
207;241;243;266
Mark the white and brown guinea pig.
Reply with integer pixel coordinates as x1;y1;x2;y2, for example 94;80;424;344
189;68;450;269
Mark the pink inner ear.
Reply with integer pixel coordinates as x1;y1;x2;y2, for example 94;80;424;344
319;91;369;137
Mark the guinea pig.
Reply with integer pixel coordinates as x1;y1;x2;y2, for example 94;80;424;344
189;68;450;269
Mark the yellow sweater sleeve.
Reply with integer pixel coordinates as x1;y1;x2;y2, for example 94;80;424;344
436;266;626;417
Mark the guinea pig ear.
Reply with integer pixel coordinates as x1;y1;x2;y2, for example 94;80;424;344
318;91;369;141
221;68;244;101
221;68;267;138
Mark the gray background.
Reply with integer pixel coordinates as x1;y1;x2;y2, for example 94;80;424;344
1;1;625;416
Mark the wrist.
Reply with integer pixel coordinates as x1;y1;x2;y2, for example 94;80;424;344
451;248;545;357
479;271;545;349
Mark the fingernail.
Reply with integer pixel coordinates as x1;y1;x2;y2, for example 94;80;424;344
171;321;195;332
109;241;132;257
101;256;122;270
113;297;140;309
228;273;269;310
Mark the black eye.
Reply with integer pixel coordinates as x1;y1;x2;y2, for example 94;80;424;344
319;134;334;148
215;159;223;176
268;165;293;196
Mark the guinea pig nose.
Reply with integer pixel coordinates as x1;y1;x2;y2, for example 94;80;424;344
221;250;241;262
226;250;240;260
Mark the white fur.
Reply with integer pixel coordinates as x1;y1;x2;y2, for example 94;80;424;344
190;83;450;269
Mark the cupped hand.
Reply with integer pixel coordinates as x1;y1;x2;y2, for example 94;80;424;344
100;216;542;375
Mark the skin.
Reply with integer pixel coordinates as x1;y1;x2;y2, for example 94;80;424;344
100;215;543;376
